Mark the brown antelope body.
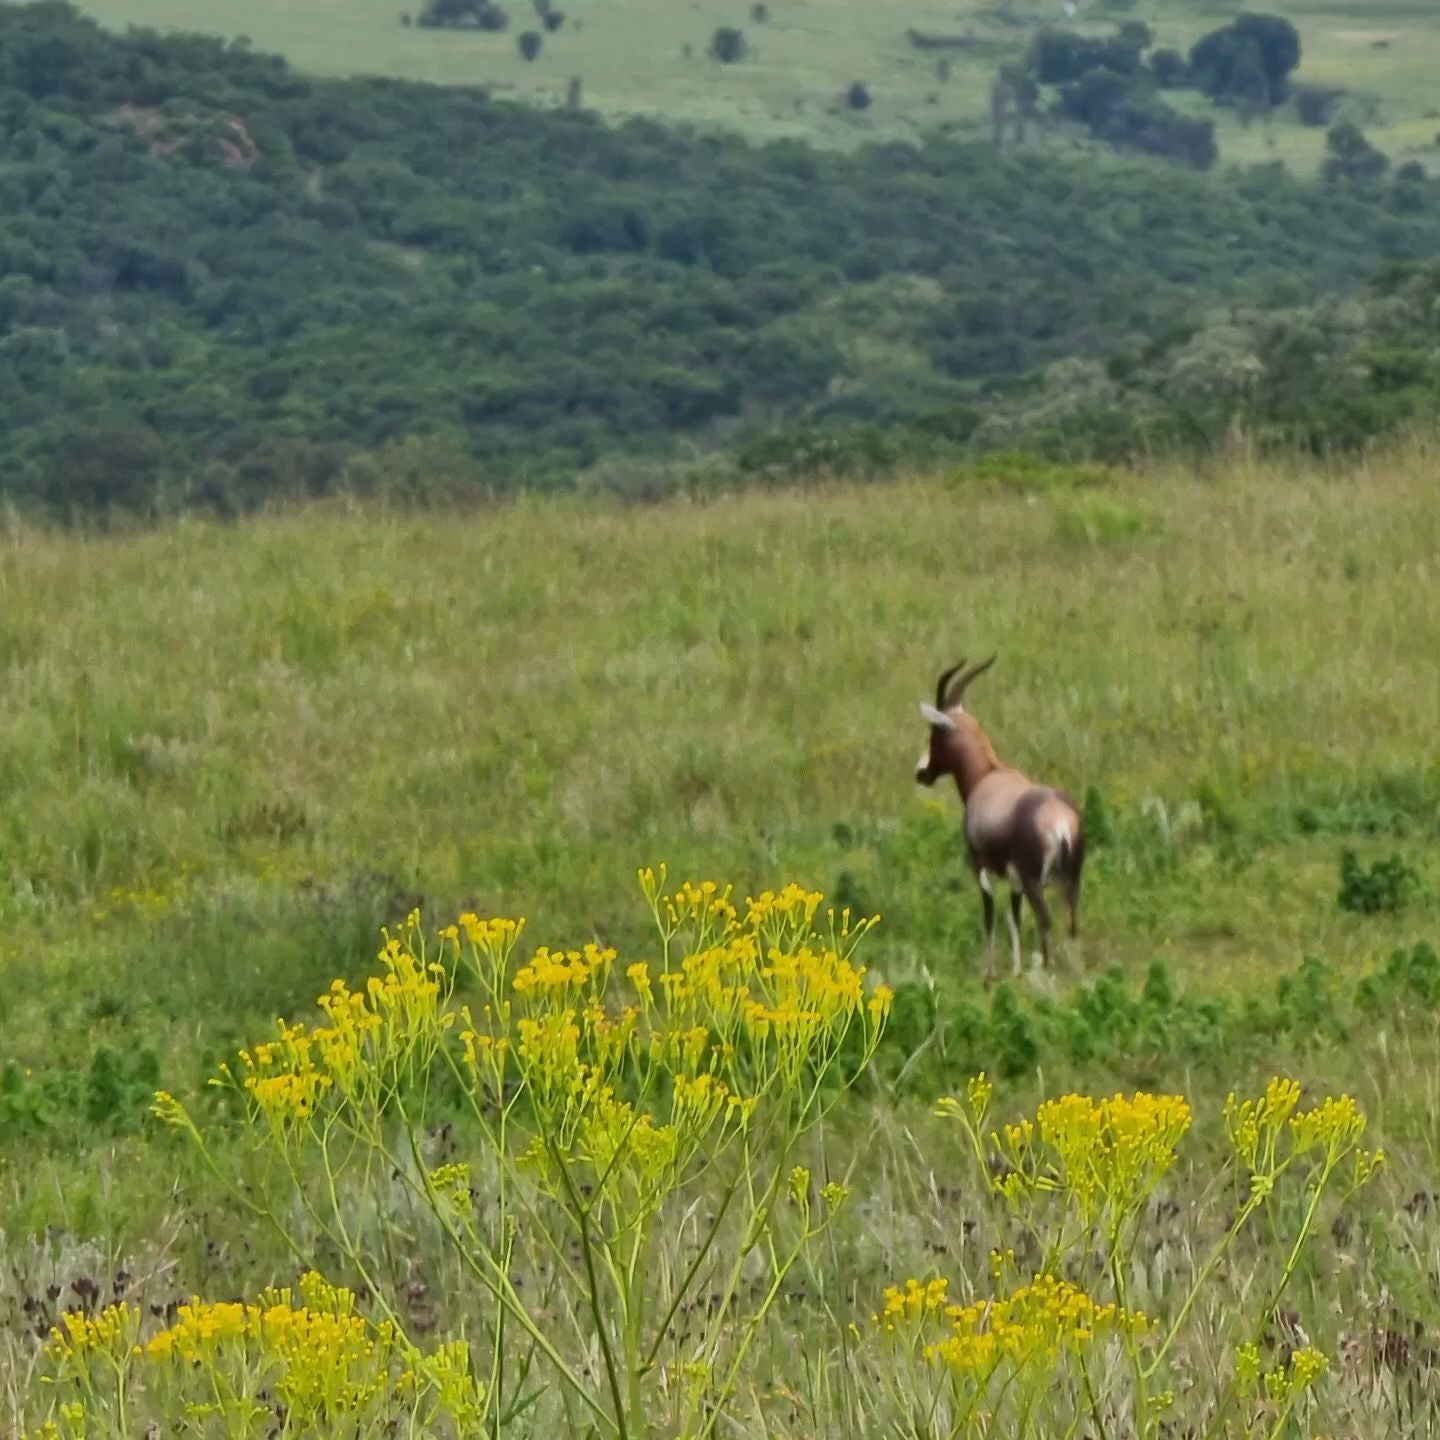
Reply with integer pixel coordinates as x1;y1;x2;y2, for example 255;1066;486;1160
914;656;1084;978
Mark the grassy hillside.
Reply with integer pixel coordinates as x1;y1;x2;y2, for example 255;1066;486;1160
4;3;1440;515
62;0;1440;169
3;440;1437;1107
4;443;1440;1430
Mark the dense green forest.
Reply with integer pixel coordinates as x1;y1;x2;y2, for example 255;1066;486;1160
2;1;1439;514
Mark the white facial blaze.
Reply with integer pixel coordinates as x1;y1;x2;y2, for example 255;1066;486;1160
919;702;958;731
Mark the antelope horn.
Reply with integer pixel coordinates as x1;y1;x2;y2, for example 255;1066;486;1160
945;653;997;708
934;659;968;710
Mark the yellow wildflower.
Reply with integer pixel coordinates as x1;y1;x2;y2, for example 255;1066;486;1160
47;1302;140;1361
882;1273;1146;1376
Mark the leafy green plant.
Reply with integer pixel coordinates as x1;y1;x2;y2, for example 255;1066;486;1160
1338;848;1420;914
0;1046;161;1142
1355;940;1440;1013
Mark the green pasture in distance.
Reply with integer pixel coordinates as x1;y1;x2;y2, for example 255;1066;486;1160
55;0;1440;168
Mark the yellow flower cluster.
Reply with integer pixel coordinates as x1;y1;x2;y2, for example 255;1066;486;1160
670;879;739;931
48;1301;140;1360
1224;1077;1301;1172
428;1161;474;1214
212;918;454;1129
576;1086;681;1193
745;882;824;933
1235;1340;1330;1404
921;1275;1145;1377
48;1272;485;1430
144;1273;395;1396
446;912;525;955
453;868;888;1207
514;1010;583;1100
245;1066;333;1120
1225;1078;1383;1190
639;869;738;953
876;1277;952;1330
1289;1093;1366;1155
401;1338;489;1427
672;1070;753;1132
998;1090;1192;1222
513;943;616;997
162;868;889;1241
1273;1346;1329;1397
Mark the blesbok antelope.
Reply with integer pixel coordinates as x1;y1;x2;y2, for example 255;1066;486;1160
913;655;1085;979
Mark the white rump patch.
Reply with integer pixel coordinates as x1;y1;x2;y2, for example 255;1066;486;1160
1040;819;1075;884
919;702;957;731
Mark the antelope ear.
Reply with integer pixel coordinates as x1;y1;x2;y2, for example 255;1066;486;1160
919;702;957;731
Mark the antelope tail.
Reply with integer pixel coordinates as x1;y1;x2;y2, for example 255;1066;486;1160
1041;821;1075;886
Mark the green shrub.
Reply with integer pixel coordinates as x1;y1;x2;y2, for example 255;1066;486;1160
1337;848;1420;914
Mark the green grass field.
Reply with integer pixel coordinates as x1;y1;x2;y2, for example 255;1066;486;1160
4;443;1440;1432
58;0;1440;168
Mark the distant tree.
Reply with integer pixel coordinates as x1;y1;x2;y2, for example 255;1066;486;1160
1056;68;1130;127
418;0;509;28
710;27;747;63
1230;45;1270;125
936;57;951;83
1149;48;1186;87
44;426;173;514
565;75;583;108
518;30;542;60
1116;20;1153;52
846;80;871;111
560;203;650;253
1056;70;1216;169
751;2;769;20
1028;28;1143;86
1323;121;1389;184
542;9;563;30
1189;14;1300;108
400;12;413;26
1392;164;1428;212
